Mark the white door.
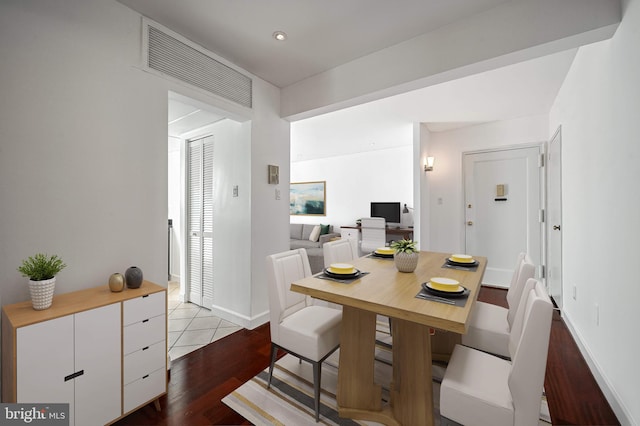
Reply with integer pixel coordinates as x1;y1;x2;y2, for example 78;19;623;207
547;128;563;309
187;136;215;308
17;315;75;405
74;304;122;426
464;146;542;287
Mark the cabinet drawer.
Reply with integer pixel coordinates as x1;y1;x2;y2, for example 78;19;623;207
123;367;166;414
123;314;165;355
124;341;166;385
123;292;166;326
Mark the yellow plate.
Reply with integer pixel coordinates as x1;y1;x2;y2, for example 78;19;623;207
329;263;356;274
426;282;465;293
429;277;460;292
375;247;394;255
450;254;474;263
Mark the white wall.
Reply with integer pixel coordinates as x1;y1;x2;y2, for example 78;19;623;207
290;146;414;229
0;0;168;302
207;120;254;324
168;136;182;281
0;0;288;330
425;115;549;254
250;78;291;324
549;0;640;422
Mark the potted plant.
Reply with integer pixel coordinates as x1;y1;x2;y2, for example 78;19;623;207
390;239;419;272
18;253;66;310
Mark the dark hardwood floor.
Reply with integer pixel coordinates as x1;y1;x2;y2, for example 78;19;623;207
115;286;619;425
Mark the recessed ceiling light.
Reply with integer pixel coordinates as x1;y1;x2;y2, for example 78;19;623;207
273;31;287;41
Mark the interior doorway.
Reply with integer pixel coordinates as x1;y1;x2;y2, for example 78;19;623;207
463;145;543;287
167;93;243;361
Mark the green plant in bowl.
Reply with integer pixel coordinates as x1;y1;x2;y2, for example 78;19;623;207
18;253;66;281
390;239;418;254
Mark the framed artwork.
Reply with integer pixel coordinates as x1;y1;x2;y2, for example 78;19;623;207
290;181;326;216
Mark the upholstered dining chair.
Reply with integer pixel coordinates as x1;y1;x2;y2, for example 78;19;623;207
265;249;342;422
360;217;386;255
321;239;358;310
440;280;553;426
323;238;358;268
322;238;392;336
461;253;535;358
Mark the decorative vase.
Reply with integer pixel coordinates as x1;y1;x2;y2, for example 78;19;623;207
109;273;125;292
394;252;419;273
125;266;143;289
28;277;56;310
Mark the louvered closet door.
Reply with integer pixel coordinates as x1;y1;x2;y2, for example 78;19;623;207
187;136;214;308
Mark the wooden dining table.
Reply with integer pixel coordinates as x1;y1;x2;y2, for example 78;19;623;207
290;250;487;426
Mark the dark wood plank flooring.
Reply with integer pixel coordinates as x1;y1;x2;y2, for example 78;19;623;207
115;286;619;425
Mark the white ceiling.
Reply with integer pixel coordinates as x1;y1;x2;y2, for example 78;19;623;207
143;1;579;156
118;0;510;88
292;49;576;160
168;99;225;138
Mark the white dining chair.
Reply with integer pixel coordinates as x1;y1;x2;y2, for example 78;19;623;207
461;253;535;358
323;238;392;336
440;280;553;426
360;217;386;255
265;249;342;422
323;238;358;268
321;239;359;310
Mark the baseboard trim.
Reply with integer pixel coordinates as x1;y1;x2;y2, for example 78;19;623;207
209;304;269;330
562;313;634;426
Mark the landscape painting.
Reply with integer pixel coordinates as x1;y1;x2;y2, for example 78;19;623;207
290;181;326;216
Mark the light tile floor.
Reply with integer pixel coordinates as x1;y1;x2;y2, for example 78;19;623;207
167;281;243;360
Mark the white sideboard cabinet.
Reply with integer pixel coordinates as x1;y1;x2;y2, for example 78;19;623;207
2;281;167;426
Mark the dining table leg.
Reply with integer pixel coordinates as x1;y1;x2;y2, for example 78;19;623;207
390;318;434;426
336;305;387;422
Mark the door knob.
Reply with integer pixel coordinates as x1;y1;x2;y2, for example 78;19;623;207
553;225;561;231
467;221;473;226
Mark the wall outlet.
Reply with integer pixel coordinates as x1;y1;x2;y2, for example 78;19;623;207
275;188;281;200
233;185;239;197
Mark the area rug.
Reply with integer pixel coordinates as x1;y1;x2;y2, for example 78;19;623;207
223;326;551;425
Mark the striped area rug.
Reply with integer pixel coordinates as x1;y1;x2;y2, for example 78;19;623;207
223;327;551;425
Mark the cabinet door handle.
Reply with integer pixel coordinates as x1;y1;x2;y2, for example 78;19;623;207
142;346;149;351
142;294;149;298
142;319;149;323
142;374;149;379
64;370;84;382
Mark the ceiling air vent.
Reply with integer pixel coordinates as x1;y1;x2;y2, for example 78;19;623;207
146;24;252;108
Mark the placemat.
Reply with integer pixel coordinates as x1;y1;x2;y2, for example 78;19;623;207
415;288;469;307
316;271;370;284
441;261;479;271
366;253;394;260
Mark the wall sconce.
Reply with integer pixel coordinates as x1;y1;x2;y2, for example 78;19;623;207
424;157;435;172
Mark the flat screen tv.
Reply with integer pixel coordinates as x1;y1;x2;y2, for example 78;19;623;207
370;202;401;225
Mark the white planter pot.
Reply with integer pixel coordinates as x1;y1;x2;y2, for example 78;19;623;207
28;277;56;310
394;252;419;273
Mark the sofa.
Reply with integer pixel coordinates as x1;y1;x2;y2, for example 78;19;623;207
290;223;340;273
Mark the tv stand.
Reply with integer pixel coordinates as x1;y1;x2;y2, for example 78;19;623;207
340;225;413;241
